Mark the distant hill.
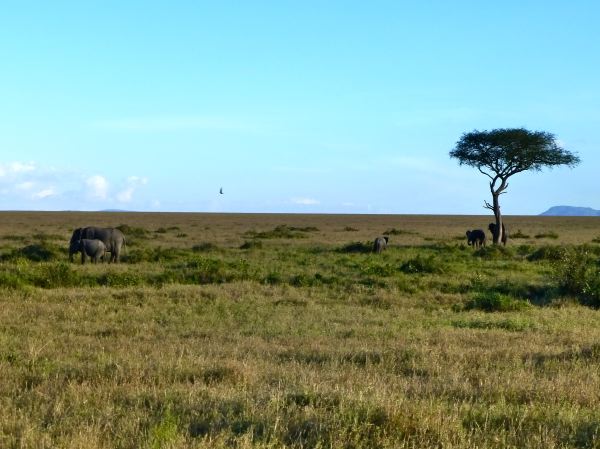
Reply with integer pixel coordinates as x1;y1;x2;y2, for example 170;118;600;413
99;209;132;213
540;206;600;216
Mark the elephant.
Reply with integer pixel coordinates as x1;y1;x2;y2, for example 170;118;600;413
69;227;126;263
466;229;486;248
488;222;508;246
70;239;106;264
373;236;389;253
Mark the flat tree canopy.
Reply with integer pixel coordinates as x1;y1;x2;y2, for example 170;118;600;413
450;128;580;244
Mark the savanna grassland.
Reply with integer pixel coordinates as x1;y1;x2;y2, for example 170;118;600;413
1;211;600;449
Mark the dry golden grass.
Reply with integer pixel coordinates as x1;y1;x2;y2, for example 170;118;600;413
0;212;599;448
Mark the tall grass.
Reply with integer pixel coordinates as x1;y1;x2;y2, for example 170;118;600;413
0;212;599;448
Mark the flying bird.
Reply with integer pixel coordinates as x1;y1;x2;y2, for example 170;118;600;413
219;187;223;194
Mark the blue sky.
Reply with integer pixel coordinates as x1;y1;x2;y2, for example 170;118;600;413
1;1;598;214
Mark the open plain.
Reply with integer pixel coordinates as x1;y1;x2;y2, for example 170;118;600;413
0;211;599;448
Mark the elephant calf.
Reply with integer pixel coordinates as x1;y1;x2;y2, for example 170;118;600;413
70;239;106;264
488;222;508;246
466;229;486;248
373;236;389;253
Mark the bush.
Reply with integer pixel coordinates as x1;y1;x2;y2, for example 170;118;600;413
244;225;312;239
240;240;263;250
383;228;416;236
400;255;445;274
553;247;600;307
338;242;372;254
4;243;64;262
473;245;515;260
192;242;219;252
34;262;82;288
462;292;530;312
527;245;567;262
511;229;531;239
116;224;149;238
535;231;559;240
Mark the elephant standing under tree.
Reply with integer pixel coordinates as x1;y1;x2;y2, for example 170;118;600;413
466;229;486;248
488;222;508;246
69;227;126;263
373;236;389;253
70;239;106;264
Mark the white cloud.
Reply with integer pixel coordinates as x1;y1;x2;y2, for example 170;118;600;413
86;175;109;200
32;188;56;199
291;197;320;205
116;176;148;203
0;161;36;178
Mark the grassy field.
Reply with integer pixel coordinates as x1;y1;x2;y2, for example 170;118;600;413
0;211;599;448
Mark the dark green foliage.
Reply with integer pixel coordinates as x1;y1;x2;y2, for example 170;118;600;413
400;255;445;274
3;242;64;262
473;245;515;260
116;224;149;238
240;240;263;250
383;228;417;235
451;317;534;331
553;247;600;307
338;242;372;253
450;128;580;173
462;292;530;312
99;271;144;287
511;229;531;239
244;225;316;239
192;242;219;252
527;245;566;261
535;231;559;240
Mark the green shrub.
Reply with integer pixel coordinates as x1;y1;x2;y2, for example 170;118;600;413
400;255;445;274
3;243;64;262
535;231;559;239
34;262;82;288
511;229;531;239
240;240;263;250
99;271;144;287
462;292;530;312
527;245;566;262
244;225;311;239
192;242;218;252
338;242;372;254
116;224;149;238
552;247;600;307
473;245;515;260
362;262;396;277
383;228;416;236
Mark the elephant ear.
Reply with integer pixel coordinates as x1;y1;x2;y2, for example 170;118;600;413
383;236;389;244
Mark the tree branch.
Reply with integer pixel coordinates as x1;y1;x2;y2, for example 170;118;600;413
483;200;494;211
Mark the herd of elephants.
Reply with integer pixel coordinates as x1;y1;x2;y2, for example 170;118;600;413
374;222;508;254
68;222;508;264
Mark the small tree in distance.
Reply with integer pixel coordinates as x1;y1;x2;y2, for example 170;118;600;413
450;128;580;244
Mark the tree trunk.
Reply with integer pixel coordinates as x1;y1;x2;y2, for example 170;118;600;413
492;193;503;245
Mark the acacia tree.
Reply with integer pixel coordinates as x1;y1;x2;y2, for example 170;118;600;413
450;128;580;244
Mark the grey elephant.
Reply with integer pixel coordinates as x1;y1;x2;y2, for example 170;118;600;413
69;227;126;263
373;236;389;253
70;238;106;264
466;229;486;248
488;222;508;246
